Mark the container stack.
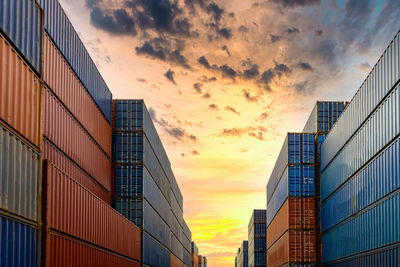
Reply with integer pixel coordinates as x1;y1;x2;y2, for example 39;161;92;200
320;31;400;265
203;256;207;267
266;133;316;267
192;242;199;267
237;241;249;267
113;100;191;267
0;1;43;265
198;255;203;267
248;210;266;267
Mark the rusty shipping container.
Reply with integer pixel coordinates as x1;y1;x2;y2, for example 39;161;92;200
267;230;316;267
44;231;140;267
0;33;42;150
43;34;111;157
43;138;110;204
172;253;184;267
267;198;316;249
43;162;141;261
43;86;111;190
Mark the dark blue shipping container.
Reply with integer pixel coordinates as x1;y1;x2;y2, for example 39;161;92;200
248;210;267;267
184;249;191;266
321;136;400;232
0;214;40;267
267;133;315;204
302;102;346;134
143;200;171;249
322;190;400;263
37;0;112;123
171;232;184;260
143;232;171;267
0;0;42;73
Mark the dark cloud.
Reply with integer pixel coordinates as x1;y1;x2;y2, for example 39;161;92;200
294;80;310;93
222;45;231;56
274;62;290;76
298;62;313;71
248;131;263;140
242;89;260;103
219;126;267;140
193;83;203;93
199;75;217;83
136;78;147;83
259;69;275;90
243;64;260;79
225;106;240;115
198;56;211;69
315;29;323;36
219;64;237;79
356;61;371;72
258;112;269;121
271;0;320;8
207;2;224;22
202;92;211;99
181;153;186;157
239;25;249;32
286;27;300;34
270;34;281;43
164;69;176;84
90;7;137;36
190;149;200;156
209;104;219;110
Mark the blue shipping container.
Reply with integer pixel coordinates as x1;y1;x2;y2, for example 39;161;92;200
143;232;171;267
143;200;171;249
0;0;42;73
321;136;400;232
248;210;266;267
303;101;346;134
0;214;40;267
37;0;112;123
0;124;41;222
171;232;184;260
184;249;191;266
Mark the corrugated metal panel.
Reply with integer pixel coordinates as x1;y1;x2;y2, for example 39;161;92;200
267;198;316;249
37;0;113;123
192;242;199;255
321;83;400;201
321;136;400;232
172;253;184;267
0;214;40;267
171;232;184;260
183;249;191;266
322;190;400;263
43;33;112;157
170;209;184;245
0;124;40;222
267;230;316;267
237;241;248;267
143;231;171;267
267;133;315;204
324;243;400;267
321;31;400;172
0;0;42;73
143;199;170;249
45;232;140;267
43;162;141;261
183;219;192;242
44;87;111;190
182;230;191;253
192;253;199;267
248;210;266;267
43;138;110;204
302;102;346;134
0;33;42;150
113;197;143;227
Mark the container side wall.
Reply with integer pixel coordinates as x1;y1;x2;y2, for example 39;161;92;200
143;231;171;267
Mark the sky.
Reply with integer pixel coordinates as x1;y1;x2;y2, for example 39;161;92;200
58;0;400;265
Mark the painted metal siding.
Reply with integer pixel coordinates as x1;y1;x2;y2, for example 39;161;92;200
183;219;192;243
248;210;267;267
43;138;110;204
321;83;400;201
184;249;191;266
44;87;111;191
321;136;400;233
0;0;42;73
143;232;171;267
45;232;140;267
43;162;141;261
321;31;400;171
172;253;184;267
43;33;112;157
113;198;143;227
143;199;171;249
302;102;346;133
0;34;42;150
322;190;400;263
171;232;184;260
0;124;40;222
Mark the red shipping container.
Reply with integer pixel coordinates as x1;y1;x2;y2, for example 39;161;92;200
171;253;184;267
43;138;111;204
43;86;111;190
267;198;316;249
43;33;112;157
267;230;316;267
192;253;199;267
44;231;140;267
43;161;140;261
0;33;42;150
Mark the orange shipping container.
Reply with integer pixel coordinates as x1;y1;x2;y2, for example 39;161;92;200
0;33;42;150
43;34;111;157
267;230;316;267
171;253;184;267
192;253;199;267
267;198;315;249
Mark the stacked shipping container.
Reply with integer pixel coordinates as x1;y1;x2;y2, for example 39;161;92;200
237;241;249;267
192;242;199;267
248;210;266;267
320;31;400;265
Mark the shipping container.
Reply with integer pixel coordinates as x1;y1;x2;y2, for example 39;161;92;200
43;33;112;157
192;253;199;267
192;242;199;255
0;123;41;222
198;255;203;267
43;138;111;204
322;190;400;264
267;165;315;226
321;83;400;201
37;0;113;123
321;31;400;172
237;241;248;267
267;230;316;267
203;257;207;267
142;231;171;267
143;199;171;248
0;0;42;73
171;232;184;260
172;253;184;267
267;198;316;249
0;33;42;150
184;249;192;267
321;135;400;233
44;87;111;190
248;210;266;267
267;133;315;204
302;102;346;134
170;209;184;245
43;162;141;261
0;213;40;267
44;231;140;267
183;219;192;244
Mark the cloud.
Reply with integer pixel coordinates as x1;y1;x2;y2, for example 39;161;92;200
315;29;323;36
239;25;249;32
271;0;320;8
219;64;237;79
193;83;203;93
164;69;176;84
89;7;137;36
181;153;186;157
356;61;372;72
198;56;211;69
298;62;314;71
199;75;217;83
202;92;211;99
242;89;260;103
190;149;200;156
242;64;260;79
136;78;147;83
224;106;240;115
257;112;269;121
209;104;219;110
274;61;290;76
219;126;267;140
259;69;275;90
222;45;231;56
270;34;281;43
286;27;300;34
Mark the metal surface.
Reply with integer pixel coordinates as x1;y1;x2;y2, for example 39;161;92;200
44;232;140;267
44;87;111;191
0;123;41;222
143;231;171;267
143;199;170;249
0;0;42;73
184;249;191;267
37;0;113;123
171;231;184;260
171;253;184;267
43;33;112;157
248;210;266;267
0;33;42;150
302;102;346;134
321;31;400;172
43;138;110;204
237;241;248;267
43;162;141;261
321;83;400;202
